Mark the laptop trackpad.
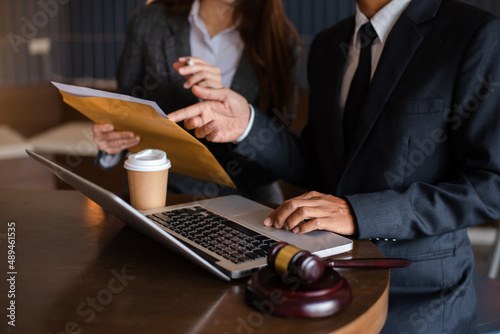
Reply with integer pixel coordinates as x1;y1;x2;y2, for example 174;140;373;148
200;196;352;257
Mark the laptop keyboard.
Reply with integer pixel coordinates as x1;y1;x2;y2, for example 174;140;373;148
147;206;277;264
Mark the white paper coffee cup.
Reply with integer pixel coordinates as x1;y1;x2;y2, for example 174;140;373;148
124;149;171;210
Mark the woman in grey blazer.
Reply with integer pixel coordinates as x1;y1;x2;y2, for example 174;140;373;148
93;0;301;204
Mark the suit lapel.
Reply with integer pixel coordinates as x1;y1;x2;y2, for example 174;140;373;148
324;19;355;167
343;0;441;170
231;51;260;106
164;15;199;106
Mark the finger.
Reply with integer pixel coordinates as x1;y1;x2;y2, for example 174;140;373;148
93;123;114;135
265;197;322;229
265;198;304;229
176;56;199;67
191;85;228;102
281;205;328;231
184;72;223;89
101;133;140;147
264;200;291;227
179;63;220;76
95;133;137;150
183;116;203;130
291;218;329;234
194;120;217;139
196;80;216;88
195;78;223;89
294;214;356;235
175;63;198;78
178;56;207;66
168;103;205;123
172;61;185;73
177;64;199;76
177;56;194;64
100;136;140;154
95;130;138;148
205;128;222;142
183;71;206;88
174;58;205;79
103;130;137;141
94;126;117;143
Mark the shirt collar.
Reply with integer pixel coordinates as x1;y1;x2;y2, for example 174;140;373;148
354;0;412;46
188;0;205;34
188;0;238;38
189;0;200;21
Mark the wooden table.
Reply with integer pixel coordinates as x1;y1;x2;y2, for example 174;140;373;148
0;188;389;333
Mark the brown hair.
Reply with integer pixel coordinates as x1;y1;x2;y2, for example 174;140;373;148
153;0;301;113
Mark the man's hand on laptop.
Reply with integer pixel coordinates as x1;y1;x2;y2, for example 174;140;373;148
93;123;140;154
263;191;357;236
167;85;251;143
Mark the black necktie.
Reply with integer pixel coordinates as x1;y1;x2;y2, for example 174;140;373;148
343;22;377;151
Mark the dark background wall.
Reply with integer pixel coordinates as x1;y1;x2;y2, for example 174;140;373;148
0;0;498;88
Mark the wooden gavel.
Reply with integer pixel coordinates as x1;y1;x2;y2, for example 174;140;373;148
267;242;412;286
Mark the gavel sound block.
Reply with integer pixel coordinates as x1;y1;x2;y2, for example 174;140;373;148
245;265;352;318
245;242;352;318
245;242;411;318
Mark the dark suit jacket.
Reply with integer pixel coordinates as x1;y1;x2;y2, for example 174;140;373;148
111;3;299;203
235;0;500;332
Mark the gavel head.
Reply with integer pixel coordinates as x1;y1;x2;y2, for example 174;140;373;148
267;242;324;286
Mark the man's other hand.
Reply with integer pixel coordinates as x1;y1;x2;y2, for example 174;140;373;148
263;191;357;236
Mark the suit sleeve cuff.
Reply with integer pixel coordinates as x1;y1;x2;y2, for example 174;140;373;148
95;150;127;170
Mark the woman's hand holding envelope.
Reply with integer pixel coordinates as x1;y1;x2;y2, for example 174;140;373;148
93;123;140;155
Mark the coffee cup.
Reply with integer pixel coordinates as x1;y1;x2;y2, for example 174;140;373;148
124;149;171;210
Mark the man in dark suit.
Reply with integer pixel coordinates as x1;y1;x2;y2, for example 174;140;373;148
169;0;500;332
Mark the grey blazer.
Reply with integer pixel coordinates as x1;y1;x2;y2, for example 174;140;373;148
112;3;299;203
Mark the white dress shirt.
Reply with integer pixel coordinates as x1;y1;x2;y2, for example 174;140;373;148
340;0;412;114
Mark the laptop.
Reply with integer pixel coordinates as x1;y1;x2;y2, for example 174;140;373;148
26;149;353;281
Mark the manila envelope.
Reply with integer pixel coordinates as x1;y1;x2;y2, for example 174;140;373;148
55;84;235;189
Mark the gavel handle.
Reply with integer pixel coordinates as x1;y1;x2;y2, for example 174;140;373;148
326;258;411;269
